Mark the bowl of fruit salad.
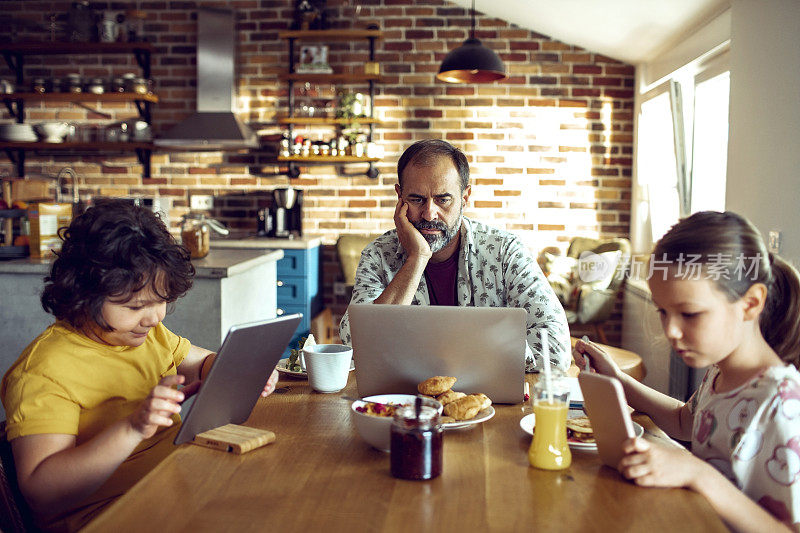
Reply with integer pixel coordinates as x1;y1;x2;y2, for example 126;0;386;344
351;394;442;452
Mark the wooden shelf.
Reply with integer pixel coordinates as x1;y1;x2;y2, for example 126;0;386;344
280;73;383;83
1;92;158;104
279;28;382;179
0;141;153;150
278;117;380;125
278;30;382;41
0;41;155;54
278;155;380;163
0;42;155;179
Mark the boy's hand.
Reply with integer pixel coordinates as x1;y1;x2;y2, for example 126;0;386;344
617;437;703;489
393;198;432;261
128;374;185;439
261;368;280;397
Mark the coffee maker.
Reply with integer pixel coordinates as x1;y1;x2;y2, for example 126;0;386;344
264;187;303;238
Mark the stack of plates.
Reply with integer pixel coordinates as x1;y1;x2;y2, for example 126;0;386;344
0;123;37;142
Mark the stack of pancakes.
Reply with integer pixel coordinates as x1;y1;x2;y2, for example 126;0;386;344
565;415;595;444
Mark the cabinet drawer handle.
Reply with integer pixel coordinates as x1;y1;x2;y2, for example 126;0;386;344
276;308;284;316
277;280;284;287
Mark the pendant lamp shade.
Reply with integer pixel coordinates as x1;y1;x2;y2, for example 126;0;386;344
436;0;507;83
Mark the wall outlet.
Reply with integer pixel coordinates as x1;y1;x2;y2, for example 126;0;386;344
333;282;347;296
190;195;214;210
768;230;782;254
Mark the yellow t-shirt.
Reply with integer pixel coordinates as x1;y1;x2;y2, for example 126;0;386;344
1;320;190;531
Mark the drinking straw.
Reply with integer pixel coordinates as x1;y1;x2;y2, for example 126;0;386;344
540;329;553;404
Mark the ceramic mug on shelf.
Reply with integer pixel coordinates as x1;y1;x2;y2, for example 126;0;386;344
302;344;353;393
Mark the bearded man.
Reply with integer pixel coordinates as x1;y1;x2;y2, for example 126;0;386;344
339;139;571;371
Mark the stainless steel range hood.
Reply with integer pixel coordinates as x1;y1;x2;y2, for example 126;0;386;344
155;7;257;150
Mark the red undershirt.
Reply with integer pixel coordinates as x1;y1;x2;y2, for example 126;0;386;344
424;251;458;306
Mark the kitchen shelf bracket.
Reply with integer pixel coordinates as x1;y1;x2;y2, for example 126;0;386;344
2;148;25;178
135;148;152;178
286;161;301;179
134;100;152;123
133;48;152;79
1;51;23;86
2;98;23;122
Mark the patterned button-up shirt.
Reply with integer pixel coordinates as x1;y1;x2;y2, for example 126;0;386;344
339;217;571;371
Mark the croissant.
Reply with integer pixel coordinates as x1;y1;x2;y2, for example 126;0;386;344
436;390;466;406
442;394;483;420
417;376;457;396
471;393;492;410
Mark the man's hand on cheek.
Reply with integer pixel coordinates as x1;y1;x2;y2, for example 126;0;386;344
394;198;432;260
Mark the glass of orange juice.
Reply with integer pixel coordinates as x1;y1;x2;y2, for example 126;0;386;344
528;369;571;470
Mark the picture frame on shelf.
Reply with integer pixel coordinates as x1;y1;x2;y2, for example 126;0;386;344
296;45;333;74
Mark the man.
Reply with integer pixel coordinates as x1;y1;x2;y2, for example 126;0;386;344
339;139;571;371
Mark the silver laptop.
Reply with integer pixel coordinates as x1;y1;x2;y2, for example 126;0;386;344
174;314;302;445
348;304;527;404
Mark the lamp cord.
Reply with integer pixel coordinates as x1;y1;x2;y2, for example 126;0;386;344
470;0;476;40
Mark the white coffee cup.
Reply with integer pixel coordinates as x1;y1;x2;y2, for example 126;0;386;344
303;344;353;393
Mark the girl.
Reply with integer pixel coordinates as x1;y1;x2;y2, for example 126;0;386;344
574;211;800;532
1;199;279;532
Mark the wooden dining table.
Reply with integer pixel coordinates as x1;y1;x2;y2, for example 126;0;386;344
84;374;727;532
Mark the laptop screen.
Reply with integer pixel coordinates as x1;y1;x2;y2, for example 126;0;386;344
348;304;526;403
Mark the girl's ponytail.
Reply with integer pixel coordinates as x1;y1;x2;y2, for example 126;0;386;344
762;254;800;366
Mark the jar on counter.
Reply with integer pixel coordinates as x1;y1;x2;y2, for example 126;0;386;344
181;213;211;259
390;403;443;480
180;212;230;259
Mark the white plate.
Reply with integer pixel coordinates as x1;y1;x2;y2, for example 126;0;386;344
443;406;495;430
276;358;355;378
519;409;644;450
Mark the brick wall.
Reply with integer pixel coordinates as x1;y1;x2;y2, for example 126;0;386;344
0;0;634;344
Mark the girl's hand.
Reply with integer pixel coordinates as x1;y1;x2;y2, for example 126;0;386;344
393;198;432;261
128;375;185;439
261;368;280;398
617;437;704;489
572;337;621;378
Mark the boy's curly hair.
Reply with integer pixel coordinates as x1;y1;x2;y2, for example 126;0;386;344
41;198;195;331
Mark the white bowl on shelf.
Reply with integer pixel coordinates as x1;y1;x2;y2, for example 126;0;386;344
34;122;69;143
0;123;37;141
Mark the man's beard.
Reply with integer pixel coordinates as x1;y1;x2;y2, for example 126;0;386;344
413;204;462;253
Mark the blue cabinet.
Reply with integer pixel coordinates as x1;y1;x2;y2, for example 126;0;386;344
277;246;321;355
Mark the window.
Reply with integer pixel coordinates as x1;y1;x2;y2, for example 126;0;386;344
632;50;730;250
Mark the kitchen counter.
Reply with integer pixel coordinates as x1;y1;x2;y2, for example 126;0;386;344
210;235;322;250
0;248;283;278
0;248;283;418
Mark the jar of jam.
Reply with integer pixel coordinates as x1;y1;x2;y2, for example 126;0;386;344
390;403;443;480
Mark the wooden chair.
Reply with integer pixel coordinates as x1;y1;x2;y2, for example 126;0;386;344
0;422;35;533
336;234;380;286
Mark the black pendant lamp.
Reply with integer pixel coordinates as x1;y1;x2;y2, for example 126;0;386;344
436;0;507;83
